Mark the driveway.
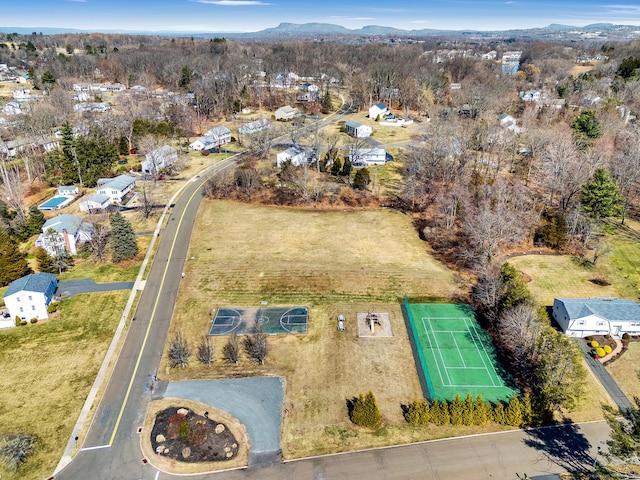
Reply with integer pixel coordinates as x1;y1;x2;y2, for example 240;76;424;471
56;278;135;298
157;377;285;468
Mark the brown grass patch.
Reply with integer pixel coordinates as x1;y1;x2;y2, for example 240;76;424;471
606;342;640;403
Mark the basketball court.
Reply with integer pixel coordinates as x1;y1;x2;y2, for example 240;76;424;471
209;307;308;336
404;301;517;402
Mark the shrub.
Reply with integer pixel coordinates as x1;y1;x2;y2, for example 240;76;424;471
605;334;611;339
178;421;190;441
350;391;381;428
585;336;594;341
166;413;186;440
19;320;27;326
404;399;430;426
47;302;59;314
596;347;606;357
188;421;208;446
15;316;21;327
0;433;37;472
29;318;37;324
623;333;630;340
603;345;613;354
591;340;599;348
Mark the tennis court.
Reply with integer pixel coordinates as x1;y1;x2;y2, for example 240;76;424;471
209;306;308;336
404;301;517;402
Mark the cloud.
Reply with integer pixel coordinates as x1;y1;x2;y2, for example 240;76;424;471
194;0;272;5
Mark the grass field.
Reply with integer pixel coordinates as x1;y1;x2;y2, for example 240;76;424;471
0;290;129;480
161;200;499;459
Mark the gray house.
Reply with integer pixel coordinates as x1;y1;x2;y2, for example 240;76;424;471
552;297;640;337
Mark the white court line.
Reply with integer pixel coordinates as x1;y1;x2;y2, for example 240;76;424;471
450;332;466;368
466;318;504;387
80;444;110;452
155;471;160;480
446;367;487;369
421;317;447;387
426;318;453;386
463;318;495;386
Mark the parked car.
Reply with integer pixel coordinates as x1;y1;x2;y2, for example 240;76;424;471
590;349;600;359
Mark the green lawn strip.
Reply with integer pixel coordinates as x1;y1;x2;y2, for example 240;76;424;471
0;290;128;480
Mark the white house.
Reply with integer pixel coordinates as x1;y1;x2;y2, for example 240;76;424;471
97;174;136;204
344;120;373;138
189;137;216;151
238;118;270;135
369;102;389;120
349;145;387;167
300;82;319;93
552;298;640;338
275;105;299;121
141;145;178;175
205;126;232;146
3;273;58;323
519;90;542;102
57;185;79;196
3;101;24;115
79;193;111;213
12;88;31;100
276;145;312;167
498;113;523;134
36;214;94;256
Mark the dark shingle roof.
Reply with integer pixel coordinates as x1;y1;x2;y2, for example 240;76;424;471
4;272;57;298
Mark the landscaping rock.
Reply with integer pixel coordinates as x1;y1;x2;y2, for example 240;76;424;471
156;434;165;443
215;424;225;434
177;408;189;416
182;446;191;458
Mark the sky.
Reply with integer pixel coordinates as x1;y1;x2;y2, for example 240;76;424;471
3;0;640;33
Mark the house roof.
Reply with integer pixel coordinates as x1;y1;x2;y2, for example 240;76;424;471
99;174;136;192
372;102;387;110
43;213;83;235
81;193;110;205
58;185;78;192
207;126;231;137
556;298;640;322
150;145;176;157
4;272;57;298
276;105;298;115
345;120;365;128
498;113;512;121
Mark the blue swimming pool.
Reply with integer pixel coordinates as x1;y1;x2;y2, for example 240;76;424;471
38;196;74;210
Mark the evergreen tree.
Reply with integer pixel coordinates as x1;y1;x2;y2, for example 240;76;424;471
35;247;57;274
498;262;533;313
429;399;442;425
492;403;507;424
330;157;342;176
41;70;56;89
581;168;622;219
75;129;119;187
13;206;46;241
322;91;333;114
0;230;32;286
341;158;353;177
405;399;430;426
506;395;524;427
462;393;475;426
521;392;533;427
353;168;371;190
450;394;464;426
440;400;450;425
179;65;191;89
110;212;138;263
474;394;490;426
572;109;601;140
350;391;381;428
45;121;78;185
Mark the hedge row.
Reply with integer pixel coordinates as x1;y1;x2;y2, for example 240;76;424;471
404;393;533;428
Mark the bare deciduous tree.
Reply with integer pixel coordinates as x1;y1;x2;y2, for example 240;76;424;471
0;433;37;472
197;335;214;367
223;333;240;365
167;332;191;369
243;321;268;364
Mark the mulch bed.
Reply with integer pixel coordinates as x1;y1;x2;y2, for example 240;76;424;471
151;406;239;463
584;335;640;366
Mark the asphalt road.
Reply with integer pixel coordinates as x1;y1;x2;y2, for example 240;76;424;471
52;98;613;479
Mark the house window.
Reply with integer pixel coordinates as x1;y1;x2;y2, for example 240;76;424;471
31;305;35;311
578;320;585;326
28;295;32;301
16;297;20;302
19;307;23;313
597;321;605;326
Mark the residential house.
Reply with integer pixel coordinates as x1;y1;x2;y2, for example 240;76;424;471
519;90;542;102
78;193;111;213
12;88;31;100
583;95;602;107
349;139;387;167
498;113;523;134
296;91;318;103
481;50;497;60
3;101;24;115
57;185;79;196
189;137;218;151
205;126;232;146
276;145;313;167
72;91;91;102
141;145;178;175
369;102;389;120
36;214;94;256
275;105;300;121
73;102;111;113
501;51;521;75
300;83;319;93
344;120;373;138
96;174;136;204
552;298;640;338
3;272;58;322
238;118;270;135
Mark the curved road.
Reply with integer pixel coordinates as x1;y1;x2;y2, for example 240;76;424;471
52;97;610;479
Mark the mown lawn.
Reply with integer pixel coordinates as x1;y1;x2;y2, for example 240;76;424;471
0;290;129;480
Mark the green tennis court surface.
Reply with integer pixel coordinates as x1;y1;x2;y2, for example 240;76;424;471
209;307;308;335
405;302;517;402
